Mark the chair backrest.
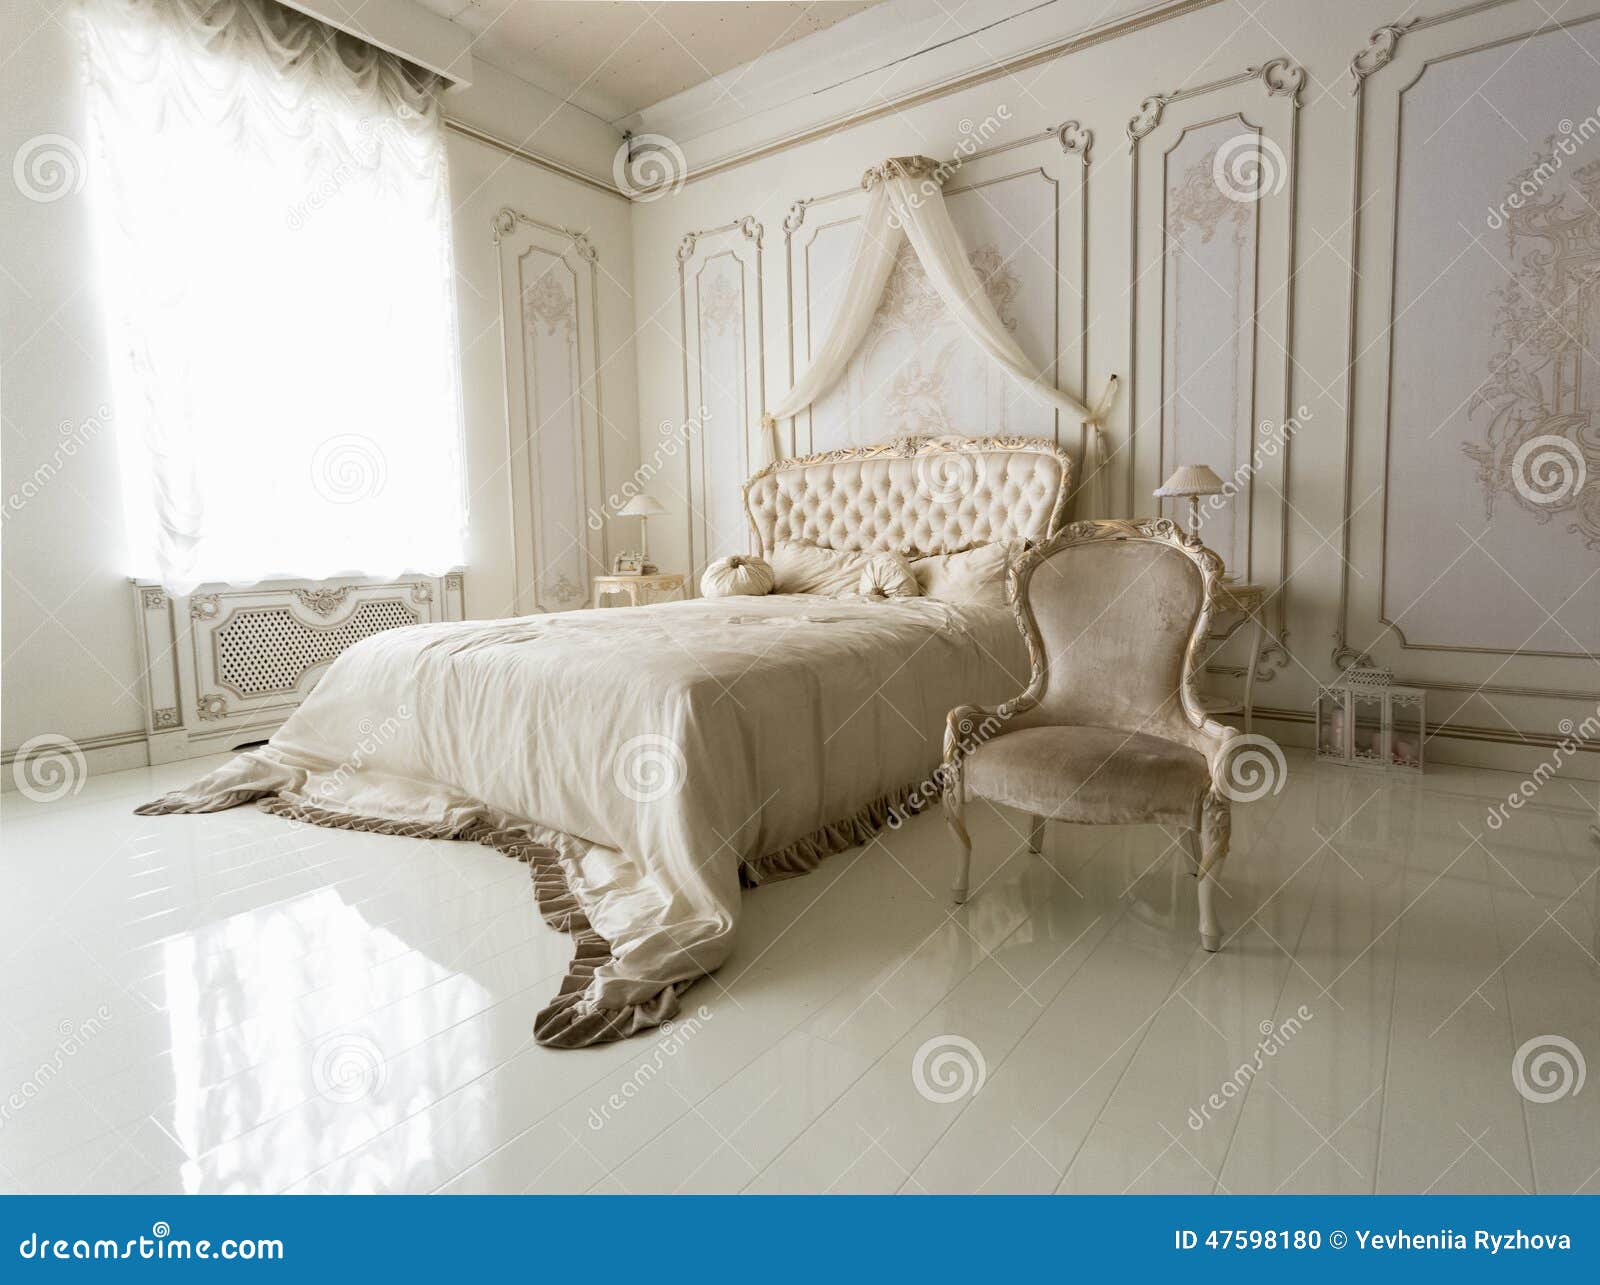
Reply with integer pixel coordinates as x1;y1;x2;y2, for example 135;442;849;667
1011;520;1222;743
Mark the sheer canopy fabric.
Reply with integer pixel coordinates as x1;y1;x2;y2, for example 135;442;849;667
764;157;1115;515
82;0;467;591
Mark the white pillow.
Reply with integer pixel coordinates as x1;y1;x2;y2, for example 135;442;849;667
701;555;774;598
770;540;866;597
911;542;1020;607
858;552;921;600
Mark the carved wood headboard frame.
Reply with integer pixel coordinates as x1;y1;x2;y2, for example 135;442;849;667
742;434;1074;559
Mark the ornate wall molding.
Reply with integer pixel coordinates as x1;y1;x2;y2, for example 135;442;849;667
493;206;608;614
1126;60;1302;683
1333;0;1600;693
678;215;766;575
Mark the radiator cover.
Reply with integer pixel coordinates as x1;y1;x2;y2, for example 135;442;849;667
131;572;464;762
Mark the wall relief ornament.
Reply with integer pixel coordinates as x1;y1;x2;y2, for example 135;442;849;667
524;269;576;336
1464;154;1600;550
699;272;743;336
872;240;1021;338
861;155;946;189
1056;120;1093;161
292;585;351;616
883;345;960;436
1167;148;1253;243
1349;21;1416;91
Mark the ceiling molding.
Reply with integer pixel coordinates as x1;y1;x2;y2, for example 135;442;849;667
672;0;1224;188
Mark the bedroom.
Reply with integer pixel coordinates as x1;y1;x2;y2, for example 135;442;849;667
2;0;1597;1232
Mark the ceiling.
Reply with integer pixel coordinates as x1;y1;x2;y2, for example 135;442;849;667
418;1;882;123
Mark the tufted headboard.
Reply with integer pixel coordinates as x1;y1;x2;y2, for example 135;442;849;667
742;435;1074;559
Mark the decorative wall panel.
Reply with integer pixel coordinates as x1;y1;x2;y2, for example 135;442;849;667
679;216;765;574
494;208;606;614
1128;60;1302;673
782;126;1091;497
1159;116;1260;576
1339;5;1600;704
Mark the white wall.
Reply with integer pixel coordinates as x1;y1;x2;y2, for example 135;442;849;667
628;0;1600;778
0;0;633;769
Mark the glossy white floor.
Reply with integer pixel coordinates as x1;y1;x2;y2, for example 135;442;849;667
2;746;1596;1195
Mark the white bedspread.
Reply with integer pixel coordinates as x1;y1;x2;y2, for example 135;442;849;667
140;594;1028;1045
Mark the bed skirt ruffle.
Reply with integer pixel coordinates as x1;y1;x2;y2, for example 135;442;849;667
137;776;931;1048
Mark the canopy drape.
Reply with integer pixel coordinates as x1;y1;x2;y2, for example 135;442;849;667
763;156;1117;516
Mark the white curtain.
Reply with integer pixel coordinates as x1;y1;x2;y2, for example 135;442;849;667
81;0;467;593
765;158;1116;514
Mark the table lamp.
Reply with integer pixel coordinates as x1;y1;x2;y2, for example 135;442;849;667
1154;464;1226;539
617;494;666;573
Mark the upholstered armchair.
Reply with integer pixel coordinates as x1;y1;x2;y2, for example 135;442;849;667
942;519;1239;951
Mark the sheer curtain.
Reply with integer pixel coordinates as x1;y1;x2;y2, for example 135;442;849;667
763;157;1117;514
81;0;467;593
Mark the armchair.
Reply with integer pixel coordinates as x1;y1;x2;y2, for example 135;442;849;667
942;519;1239;950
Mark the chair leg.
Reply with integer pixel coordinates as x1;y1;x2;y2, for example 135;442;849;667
1195;791;1231;952
1197;860;1224;952
945;794;972;904
1027;815;1046;855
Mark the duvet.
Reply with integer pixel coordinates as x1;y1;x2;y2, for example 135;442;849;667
138;593;1028;1046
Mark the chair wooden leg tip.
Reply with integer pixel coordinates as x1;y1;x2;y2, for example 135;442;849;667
952;885;969;905
1200;931;1222;953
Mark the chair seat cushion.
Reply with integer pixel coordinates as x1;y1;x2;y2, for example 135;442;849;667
963;725;1209;826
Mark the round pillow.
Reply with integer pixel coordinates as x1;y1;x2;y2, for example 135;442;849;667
858;552;921;600
701;554;775;598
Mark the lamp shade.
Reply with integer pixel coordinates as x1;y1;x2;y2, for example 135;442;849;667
1153;464;1226;498
617;494;666;517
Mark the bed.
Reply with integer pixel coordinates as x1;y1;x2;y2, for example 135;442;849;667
138;435;1072;1046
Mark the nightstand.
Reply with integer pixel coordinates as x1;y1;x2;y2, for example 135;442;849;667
1203;580;1277;734
590;572;687;608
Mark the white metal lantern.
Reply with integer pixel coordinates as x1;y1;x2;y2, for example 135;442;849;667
1314;667;1424;772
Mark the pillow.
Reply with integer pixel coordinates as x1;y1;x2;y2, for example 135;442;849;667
770;540;866;597
701;554;774;598
858;552;921;600
911;541;1020;607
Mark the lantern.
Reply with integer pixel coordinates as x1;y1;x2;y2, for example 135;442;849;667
1315;667;1424;772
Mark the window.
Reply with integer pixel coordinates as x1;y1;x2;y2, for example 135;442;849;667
81;0;467;592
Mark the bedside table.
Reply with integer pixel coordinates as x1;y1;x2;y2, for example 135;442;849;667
591;572;687;608
1203;581;1278;734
